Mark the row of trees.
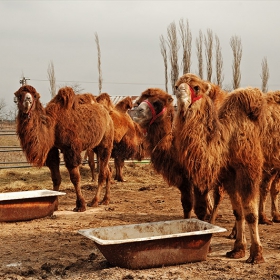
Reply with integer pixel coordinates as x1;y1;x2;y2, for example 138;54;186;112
160;19;270;94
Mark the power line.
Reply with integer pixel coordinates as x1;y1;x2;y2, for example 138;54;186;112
31;78;165;86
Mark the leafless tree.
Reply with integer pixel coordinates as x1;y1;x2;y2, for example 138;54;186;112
204;29;213;82
215;34;224;87
160;35;168;92
260;56;269;93
47;60;56;98
0;98;6;119
167;21;179;94
196;30;203;79
95;32;103;94
230;35;242;89
179;18;192;74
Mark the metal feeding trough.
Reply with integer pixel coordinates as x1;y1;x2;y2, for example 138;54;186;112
0;189;66;222
78;218;227;269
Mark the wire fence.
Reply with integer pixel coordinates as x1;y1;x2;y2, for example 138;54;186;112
0;127;150;170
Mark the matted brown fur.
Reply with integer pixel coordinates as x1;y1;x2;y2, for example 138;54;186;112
174;73;266;264
92;93;144;182
14;86;114;212
131;88;211;220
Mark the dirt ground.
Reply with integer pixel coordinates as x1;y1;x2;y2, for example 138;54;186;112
1;161;280;280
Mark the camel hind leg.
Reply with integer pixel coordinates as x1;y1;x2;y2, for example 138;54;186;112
271;173;280;222
88;143;113;207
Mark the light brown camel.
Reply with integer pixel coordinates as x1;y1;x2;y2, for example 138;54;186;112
129;88;213;221
88;93;144;182
174;73;267;264
14;85;114;211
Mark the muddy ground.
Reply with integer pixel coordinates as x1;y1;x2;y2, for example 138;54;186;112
1;162;280;280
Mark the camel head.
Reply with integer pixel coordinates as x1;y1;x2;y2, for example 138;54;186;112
14;85;41;115
175;73;211;108
129;88;173;128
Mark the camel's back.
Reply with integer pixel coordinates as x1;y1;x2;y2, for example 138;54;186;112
47;100;113;150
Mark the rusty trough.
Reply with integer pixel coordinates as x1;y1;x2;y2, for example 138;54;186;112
0;190;65;222
79;218;227;269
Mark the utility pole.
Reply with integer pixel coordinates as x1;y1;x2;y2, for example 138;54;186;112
19;77;30;86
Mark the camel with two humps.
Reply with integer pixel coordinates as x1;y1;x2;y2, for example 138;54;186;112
14;85;114;211
130;88;213;221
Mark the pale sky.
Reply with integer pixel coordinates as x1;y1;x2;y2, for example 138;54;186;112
1;0;280;115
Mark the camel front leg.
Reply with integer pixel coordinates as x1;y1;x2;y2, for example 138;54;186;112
178;178;194;219
209;185;225;224
68;166;86;212
114;157;125;182
45;147;61;191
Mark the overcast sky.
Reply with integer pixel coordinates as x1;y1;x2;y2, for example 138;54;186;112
1;0;280;114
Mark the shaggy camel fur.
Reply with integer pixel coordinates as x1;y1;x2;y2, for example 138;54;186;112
174;73;267;264
129;88;213;220
14;85;114;212
88;93;144;182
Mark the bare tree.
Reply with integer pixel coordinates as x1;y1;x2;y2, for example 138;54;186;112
196;30;203;79
160;35;168;92
260;56;269;93
179;18;192;74
167;21;179;94
230;35;242;89
95;32;102;94
47;60;56;98
0;98;6;119
215;34;224;87
204;29;213;82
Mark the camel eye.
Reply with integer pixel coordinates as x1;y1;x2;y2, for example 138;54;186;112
194;86;199;92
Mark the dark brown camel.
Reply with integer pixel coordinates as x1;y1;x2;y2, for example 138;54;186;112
174;73;267;264
14;85;114;211
129;88;213;221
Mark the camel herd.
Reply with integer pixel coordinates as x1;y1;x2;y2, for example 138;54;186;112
14;73;280;265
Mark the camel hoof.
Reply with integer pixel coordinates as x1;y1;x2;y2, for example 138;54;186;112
87;201;99;207
259;217;273;225
100;199;110;205
73;206;86;212
246;255;265;264
272;214;280;223
226;249;245;259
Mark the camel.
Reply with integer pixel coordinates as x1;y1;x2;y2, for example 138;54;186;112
173;73;269;264
129;88;213;221
14;85;114;212
88;93;144;182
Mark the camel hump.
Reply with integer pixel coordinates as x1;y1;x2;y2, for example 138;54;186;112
96;93;114;111
115;96;133;112
57;87;75;109
222;87;264;122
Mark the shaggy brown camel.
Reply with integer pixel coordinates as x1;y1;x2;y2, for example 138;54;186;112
129;88;213;221
88;93;144;182
14;85;114;212
174;73;267;264
172;74;280;227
